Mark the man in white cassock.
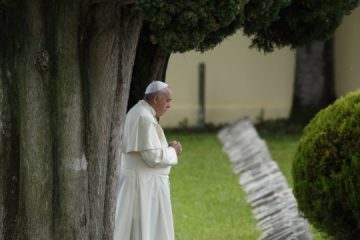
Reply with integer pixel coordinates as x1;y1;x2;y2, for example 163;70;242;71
114;81;182;240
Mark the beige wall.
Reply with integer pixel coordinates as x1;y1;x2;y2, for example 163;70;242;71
335;6;360;96
162;33;295;127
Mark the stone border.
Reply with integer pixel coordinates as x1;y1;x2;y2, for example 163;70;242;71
218;118;312;240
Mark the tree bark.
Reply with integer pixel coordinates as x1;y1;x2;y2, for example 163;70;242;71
1;9;6;239
0;60;4;240
15;0;53;238
84;2;118;239
0;8;20;240
128;24;171;110
102;5;142;240
0;1;142;239
290;39;336;124
84;2;142;239
52;1;89;239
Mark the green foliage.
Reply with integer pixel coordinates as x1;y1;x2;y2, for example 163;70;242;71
243;0;291;37
197;12;243;52
245;0;360;51
135;0;246;53
135;0;359;53
292;91;360;239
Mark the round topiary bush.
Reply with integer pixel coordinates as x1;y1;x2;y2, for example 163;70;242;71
292;91;360;240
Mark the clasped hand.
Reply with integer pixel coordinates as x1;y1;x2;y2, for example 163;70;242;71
169;140;182;155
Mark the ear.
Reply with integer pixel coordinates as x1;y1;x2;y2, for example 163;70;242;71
154;94;160;103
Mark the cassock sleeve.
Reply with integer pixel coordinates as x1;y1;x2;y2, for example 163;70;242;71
140;147;178;168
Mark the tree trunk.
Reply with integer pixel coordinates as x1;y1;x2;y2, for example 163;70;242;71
128;24;171;110
84;3;142;239
0;1;142;239
52;1;88;239
15;1;54;239
290;39;336;124
1;8;20;240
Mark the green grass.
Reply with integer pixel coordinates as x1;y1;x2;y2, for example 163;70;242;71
168;132;259;240
167;132;328;240
262;133;300;187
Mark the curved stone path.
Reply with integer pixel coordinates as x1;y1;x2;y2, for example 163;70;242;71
217;118;312;240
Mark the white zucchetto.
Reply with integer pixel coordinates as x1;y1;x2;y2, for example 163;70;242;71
145;81;168;94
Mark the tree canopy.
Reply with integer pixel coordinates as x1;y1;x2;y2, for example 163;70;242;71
136;0;360;53
135;0;246;52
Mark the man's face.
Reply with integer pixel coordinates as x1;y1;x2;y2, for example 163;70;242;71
153;88;172;117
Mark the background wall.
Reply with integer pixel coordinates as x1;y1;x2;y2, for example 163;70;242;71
335;6;360;97
162;33;295;127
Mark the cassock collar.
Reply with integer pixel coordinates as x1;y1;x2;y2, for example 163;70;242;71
140;100;156;117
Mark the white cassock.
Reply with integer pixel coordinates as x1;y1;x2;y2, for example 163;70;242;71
114;100;178;240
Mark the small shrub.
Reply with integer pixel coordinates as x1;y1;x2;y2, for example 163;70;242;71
292;91;360;240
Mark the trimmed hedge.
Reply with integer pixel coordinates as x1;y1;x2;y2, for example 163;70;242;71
292;91;360;240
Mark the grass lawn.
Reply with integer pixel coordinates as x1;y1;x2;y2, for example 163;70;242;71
167;132;328;240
